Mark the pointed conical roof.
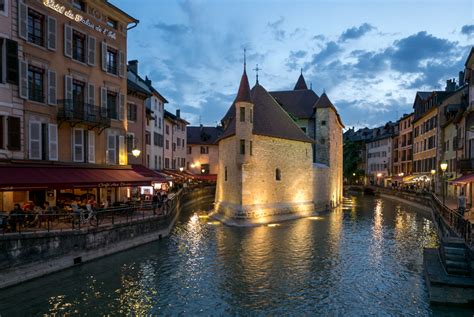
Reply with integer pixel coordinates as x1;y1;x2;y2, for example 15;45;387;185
294;73;308;90
235;69;252;103
314;92;334;108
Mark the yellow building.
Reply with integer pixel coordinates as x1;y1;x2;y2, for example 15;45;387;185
186;126;221;175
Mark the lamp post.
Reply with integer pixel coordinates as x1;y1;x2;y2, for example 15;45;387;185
377;173;382;187
440;162;448;205
430;169;436;192
352;172;356;185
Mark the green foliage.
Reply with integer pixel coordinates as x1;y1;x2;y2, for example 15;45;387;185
343;140;364;179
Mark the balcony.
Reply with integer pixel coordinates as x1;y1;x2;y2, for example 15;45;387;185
57;100;111;133
458;159;474;173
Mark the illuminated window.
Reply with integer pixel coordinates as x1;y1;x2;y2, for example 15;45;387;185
275;168;281;181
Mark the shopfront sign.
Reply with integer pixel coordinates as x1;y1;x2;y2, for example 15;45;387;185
43;0;117;40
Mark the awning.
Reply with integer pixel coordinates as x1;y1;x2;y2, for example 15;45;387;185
0;164;153;191
403;175;416;183
132;164;171;182
450;173;474;185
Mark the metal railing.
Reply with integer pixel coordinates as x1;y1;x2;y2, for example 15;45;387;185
0;194;180;236
57;100;111;126
430;193;473;248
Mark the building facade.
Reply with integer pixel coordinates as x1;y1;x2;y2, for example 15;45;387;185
397;113;413;177
0;0;148;211
186;125;221;175
164;109;188;170
366;132;392;186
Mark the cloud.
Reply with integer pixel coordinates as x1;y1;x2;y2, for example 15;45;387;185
267;17;286;41
311;41;342;64
339;23;375;41
461;24;474;36
285;50;308;70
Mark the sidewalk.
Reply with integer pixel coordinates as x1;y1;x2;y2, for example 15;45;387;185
438;195;474;224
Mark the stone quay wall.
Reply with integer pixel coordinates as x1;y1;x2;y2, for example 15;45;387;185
0;186;215;289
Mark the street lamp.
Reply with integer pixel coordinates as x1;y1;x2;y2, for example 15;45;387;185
377;173;382;187
179;167;184;172
131;148;141;158
430;169;436;192
201;169;205;174
440;162;448;204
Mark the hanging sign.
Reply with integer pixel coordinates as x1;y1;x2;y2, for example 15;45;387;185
43;0;117;40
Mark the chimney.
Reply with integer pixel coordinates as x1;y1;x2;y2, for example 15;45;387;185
459;71;465;87
176;109;180;118
445;79;456;92
128;60;138;74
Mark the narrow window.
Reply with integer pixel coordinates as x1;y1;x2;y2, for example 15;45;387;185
225;166;228;181
250;108;253;123
240;107;245;122
72;0;86;11
107;17;118;29
27;9;45;46
240;139;245;155
72;30;86;62
275;168;281;181
106;47;118;74
321;120;326;126
250;141;253;155
106;91;117;119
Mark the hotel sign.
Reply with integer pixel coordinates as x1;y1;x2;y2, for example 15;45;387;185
43;0;117;40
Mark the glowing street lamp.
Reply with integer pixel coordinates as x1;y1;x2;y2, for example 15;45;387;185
201;169;205;174
440;162;448;204
430;169;436;192
190;163;196;169
179;167;184;172
131;148;141;158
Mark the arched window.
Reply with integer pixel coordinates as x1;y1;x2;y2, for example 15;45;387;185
225;166;228;181
275;168;281;181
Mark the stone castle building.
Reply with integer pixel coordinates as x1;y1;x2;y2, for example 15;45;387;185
214;66;344;224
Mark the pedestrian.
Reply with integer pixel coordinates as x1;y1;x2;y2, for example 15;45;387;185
458;190;466;217
9;204;24;232
152;194;159;215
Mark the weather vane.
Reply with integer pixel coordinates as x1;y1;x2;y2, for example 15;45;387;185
253;64;261;84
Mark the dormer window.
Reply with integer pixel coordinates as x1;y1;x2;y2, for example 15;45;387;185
107;17;118;29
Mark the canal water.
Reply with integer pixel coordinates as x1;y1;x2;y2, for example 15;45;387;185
0;195;471;315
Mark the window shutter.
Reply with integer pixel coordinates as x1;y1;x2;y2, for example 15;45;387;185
73;128;84;162
7;117;21;151
48;123;58;161
47;70;57;105
106;133;116;164
29;121;42;160
88;130;95;163
47;16;57;51
119;93;125;120
87;83;95;105
19;59;28;99
18;1;27;40
101;41;107;71
119;50;125;77
6;40;19;85
64;24;72;58
119;135;126;165
100;86;107;117
64;75;73;104
87;36;96;66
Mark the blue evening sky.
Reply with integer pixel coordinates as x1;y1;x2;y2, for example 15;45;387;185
113;0;474;129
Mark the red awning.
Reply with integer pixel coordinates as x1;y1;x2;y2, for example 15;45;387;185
194;174;217;181
131;165;171;182
0;164;153;191
450;173;474;185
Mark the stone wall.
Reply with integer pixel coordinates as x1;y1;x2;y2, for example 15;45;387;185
216;135;314;220
313;164;330;211
215;136;241;207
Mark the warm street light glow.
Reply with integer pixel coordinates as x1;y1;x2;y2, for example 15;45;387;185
131;148;141;157
377;173;382;177
352;173;356;176
398;172;404;177
179;167;184;172
190;163;196;168
431;169;436;175
440;162;448;172
201;169;205;173
267;223;280;227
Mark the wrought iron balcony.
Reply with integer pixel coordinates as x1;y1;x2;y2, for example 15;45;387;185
458;159;474;173
57;100;111;132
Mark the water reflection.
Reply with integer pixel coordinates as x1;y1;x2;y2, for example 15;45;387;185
3;194;472;316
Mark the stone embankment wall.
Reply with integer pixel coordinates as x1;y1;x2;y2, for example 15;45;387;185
0;186;215;289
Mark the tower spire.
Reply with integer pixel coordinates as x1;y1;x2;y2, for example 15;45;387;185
244;48;246;70
253;64;261;85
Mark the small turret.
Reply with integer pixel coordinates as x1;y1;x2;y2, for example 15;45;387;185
235;67;254;164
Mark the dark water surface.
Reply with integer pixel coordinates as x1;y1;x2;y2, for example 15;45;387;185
0;195;472;316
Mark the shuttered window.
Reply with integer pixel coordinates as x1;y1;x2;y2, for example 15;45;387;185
72;29;86;62
106;133;116;164
19;59;28;99
18;1;27;40
28;65;44;103
27;8;45;46
100;86;107;117
87;83;95;105
47;70;57;105
29;121;41;159
64;24;72;58
118;135;126;165
73;128;84;162
48;123;58;161
87;36;96;66
88;130;95;163
7;116;21;151
119;93;125;120
47;16;56;51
